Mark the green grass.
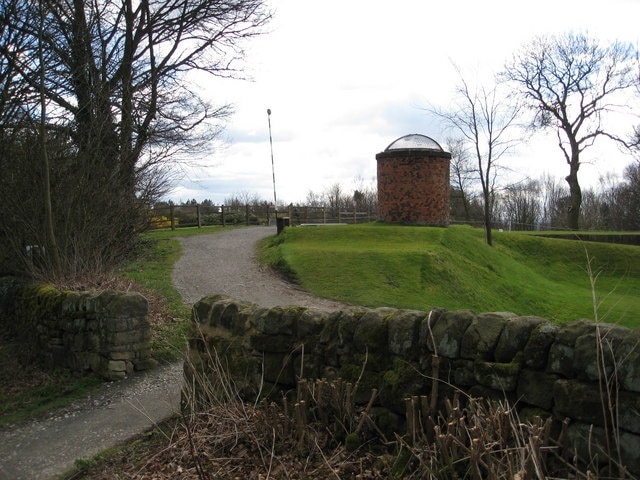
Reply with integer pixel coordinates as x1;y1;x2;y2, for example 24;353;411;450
0;343;102;427
122;225;233;362
260;223;640;327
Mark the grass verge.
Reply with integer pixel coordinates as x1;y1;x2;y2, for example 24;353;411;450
260;223;640;327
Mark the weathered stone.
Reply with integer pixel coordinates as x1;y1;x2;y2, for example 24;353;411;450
460;312;507;360
620;430;640;475
388;309;423;357
553;379;605;426
555;319;596;346
231;304;255;336
211;297;242;329
517;369;559;410
319;311;341;345
619;330;640;392
573;324;630;381
417;308;442;350
108;359;127;372
249;334;293;353
110;351;134;360
617;389;640;435
353;308;392;354
98;290;148;317
251;306;296;335
523;323;558;369
296;308;328;340
453;359;475;386
108;329;148;345
428;309;475;359
474;357;521;392
191;295;222;324
494;316;545;363
106;317;131;333
547;342;575;376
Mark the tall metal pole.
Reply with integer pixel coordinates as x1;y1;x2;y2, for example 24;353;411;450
267;108;277;219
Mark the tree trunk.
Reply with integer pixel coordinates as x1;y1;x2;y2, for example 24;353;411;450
565;152;582;230
483;187;493;246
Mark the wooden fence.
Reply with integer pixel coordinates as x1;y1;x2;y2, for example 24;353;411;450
147;204;378;230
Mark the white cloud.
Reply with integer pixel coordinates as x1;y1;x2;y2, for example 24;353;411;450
166;0;640;204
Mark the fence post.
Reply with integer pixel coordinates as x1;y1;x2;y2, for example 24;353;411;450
353;206;357;224
245;204;250;225
197;204;201;228
221;205;226;227
170;203;175;230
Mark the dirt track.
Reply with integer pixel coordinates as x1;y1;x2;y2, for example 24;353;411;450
0;225;343;480
171;225;345;309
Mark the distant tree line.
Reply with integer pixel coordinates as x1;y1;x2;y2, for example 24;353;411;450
453;163;640;231
163;161;639;232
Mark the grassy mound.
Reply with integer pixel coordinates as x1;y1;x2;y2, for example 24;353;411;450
260;224;640;327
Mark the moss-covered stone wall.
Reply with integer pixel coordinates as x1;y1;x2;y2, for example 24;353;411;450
186;294;640;475
0;277;155;380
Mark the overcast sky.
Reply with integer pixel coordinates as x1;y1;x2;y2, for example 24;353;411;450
167;0;640;205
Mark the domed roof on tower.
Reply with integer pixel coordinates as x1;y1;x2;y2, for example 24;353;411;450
384;134;443;152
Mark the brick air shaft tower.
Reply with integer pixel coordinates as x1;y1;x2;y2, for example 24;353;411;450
376;134;451;226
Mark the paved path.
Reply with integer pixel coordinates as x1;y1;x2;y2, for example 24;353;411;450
0;226;341;480
0;362;182;480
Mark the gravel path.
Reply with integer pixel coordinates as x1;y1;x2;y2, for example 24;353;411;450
172;225;345;309
0;225;343;480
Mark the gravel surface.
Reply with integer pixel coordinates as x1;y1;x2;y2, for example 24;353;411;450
172;225;346;309
0;225;344;480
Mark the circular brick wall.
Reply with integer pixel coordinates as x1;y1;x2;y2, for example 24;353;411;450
376;135;451;226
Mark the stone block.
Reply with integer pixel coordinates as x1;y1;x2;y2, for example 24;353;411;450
108;359;127;372
191;295;221;324
453;359;475;386
251;306;295;335
474;358;521;392
523;323;558;369
387;309;423;357
547;342;575;376
296;308;328;340
460;312;507;360
553;379;605;426
573;324;629;381
494;316;545;363
250;334;293;353
619;330;640;393
618;390;640;435
110;351;134;360
517;369;559;410
428;309;475;359
353;308;393;354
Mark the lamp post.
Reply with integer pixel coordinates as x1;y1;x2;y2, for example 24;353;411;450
267;108;277;220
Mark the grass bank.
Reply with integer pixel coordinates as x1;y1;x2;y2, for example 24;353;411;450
260;223;640;327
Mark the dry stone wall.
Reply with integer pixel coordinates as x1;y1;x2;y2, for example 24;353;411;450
186;294;640;475
0;278;155;380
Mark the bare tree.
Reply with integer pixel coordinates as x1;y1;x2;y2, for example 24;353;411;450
503;32;638;230
432;71;522;246
0;0;271;279
497;179;542;231
539;173;569;229
446;137;476;222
